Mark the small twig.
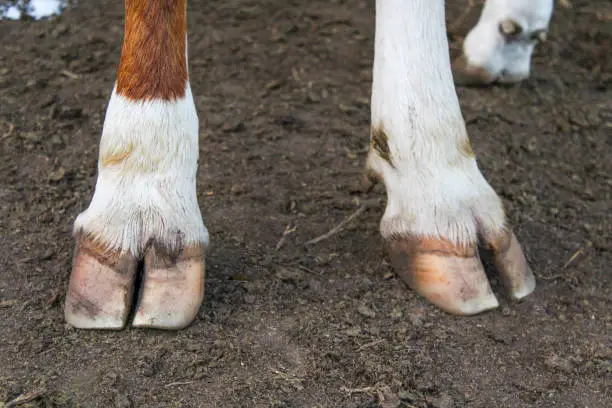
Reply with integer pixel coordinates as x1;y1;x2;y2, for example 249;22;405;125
341;386;386;405
6;388;46;407
538;273;567;281
297;264;319;275
356;339;385;351
540;247;586;281
304;205;366;246
164;380;196;388
562;247;585;269
60;69;80;79
275;223;297;250
341;385;380;397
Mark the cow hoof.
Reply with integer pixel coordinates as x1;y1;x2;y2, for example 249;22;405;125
388;236;499;315
65;237;138;330
132;244;206;330
486;229;536;300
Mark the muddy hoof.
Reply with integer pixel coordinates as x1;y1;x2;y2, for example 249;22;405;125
64;237;138;329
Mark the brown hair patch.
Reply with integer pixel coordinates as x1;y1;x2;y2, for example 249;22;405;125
116;0;188;101
101;144;135;167
370;124;394;168
457;138;475;158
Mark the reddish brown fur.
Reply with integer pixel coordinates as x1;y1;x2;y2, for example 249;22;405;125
101;144;134;167
116;0;188;100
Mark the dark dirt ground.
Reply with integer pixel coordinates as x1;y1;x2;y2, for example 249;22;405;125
1;0;611;407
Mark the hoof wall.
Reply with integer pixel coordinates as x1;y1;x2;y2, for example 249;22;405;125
132;245;206;330
388;236;498;316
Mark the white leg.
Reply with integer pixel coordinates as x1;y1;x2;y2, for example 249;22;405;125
64;0;207;330
452;0;554;84
66;86;208;330
368;0;535;314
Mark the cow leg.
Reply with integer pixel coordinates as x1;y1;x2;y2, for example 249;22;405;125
64;0;208;330
368;0;535;315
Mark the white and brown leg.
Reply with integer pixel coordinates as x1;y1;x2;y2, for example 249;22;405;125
64;0;208;330
368;0;535;314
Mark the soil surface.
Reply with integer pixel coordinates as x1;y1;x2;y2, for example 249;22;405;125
1;0;610;407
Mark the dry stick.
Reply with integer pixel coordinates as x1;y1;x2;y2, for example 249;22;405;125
164;380;196;388
540;246;587;281
562;247;585;269
60;69;81;79
304;205;366;246
341;385;380;397
275;223;297;250
5;388;46;407
356;338;385;351
341;386;391;406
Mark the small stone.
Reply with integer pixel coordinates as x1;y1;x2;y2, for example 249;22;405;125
344;327;361;337
230;183;246;195
57;107;83;120
398;390;418;402
408;306;426;326
113;391;133;408
20;131;41;142
275;266;303;282
264;79;284;90
357;303;376;318
523;137;537;152
545;354;574;373
391;307;403;319
51;23;69;38
48;167;66;182
221;120;245;133
430;394;454;408
306;90;320;103
38;250;55;261
380;386;401;408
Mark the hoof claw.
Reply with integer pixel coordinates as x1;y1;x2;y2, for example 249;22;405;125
388;236;498;315
487;230;536;300
64;238;137;330
65;236;205;330
388;229;535;315
132;244;205;330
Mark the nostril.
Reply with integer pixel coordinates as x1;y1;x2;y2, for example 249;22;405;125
451;55;496;86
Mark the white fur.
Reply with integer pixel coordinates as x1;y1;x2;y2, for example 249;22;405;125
463;0;554;82
74;84;209;257
369;0;506;245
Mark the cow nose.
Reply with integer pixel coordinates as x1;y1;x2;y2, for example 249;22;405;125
497;69;530;84
451;54;496;86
